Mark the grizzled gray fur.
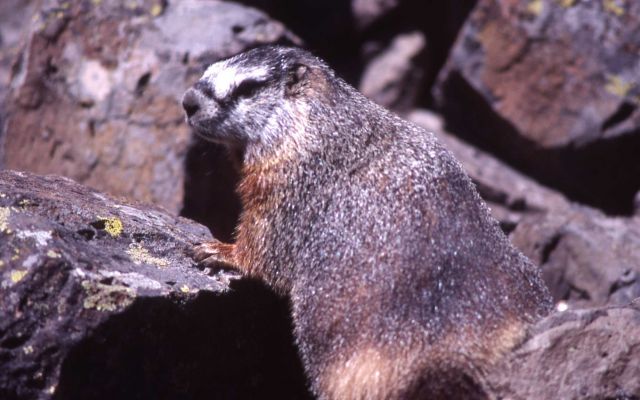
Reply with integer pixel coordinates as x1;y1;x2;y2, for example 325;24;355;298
182;46;553;399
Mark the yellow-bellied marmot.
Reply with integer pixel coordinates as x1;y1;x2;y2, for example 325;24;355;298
182;46;552;399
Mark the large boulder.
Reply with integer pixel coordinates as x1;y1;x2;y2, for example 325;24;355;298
1;0;297;240
434;0;640;213
0;170;310;400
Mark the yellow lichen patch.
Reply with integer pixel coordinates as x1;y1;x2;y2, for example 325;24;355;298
605;74;632;97
558;0;576;7
91;0;101;4
47;250;61;258
23;345;34;355
10;270;28;283
127;243;169;268
18;199;31;207
0;207;10;233
81;280;135;312
527;0;544;16
150;3;163;17
602;0;625;16
47;385;57;395
180;285;190;293
98;216;123;237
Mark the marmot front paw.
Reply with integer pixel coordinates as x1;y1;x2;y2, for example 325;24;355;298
192;240;237;270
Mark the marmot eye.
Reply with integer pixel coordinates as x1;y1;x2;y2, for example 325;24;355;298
233;79;263;98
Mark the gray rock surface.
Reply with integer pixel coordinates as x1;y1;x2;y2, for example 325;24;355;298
512;207;640;310
0;169;310;400
359;31;426;111
488;302;640;399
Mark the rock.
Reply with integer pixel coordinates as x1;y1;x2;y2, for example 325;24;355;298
434;0;640;214
488;302;640;399
511;206;640;309
409;109;569;233
350;0;401;30
0;170;310;399
359;31;426;111
0;0;36;144
1;0;297;221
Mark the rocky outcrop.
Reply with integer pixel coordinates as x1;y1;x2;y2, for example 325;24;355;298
434;0;640;214
0;170;310;400
1;0;297;222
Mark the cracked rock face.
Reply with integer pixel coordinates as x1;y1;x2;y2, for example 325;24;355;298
0;170;311;400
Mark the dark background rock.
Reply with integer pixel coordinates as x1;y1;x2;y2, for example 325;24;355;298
359;31;427;111
0;170;310;400
434;0;640;214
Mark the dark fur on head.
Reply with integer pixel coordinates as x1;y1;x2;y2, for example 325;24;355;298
184;46;553;399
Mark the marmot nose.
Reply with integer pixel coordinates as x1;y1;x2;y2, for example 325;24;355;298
182;89;200;118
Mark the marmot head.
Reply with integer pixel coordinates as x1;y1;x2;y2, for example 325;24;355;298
182;46;330;149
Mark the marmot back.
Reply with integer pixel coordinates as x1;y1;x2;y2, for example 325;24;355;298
182;46;553;399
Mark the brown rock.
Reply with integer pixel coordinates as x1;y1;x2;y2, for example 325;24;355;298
488;302;640;399
437;0;640;147
1;0;297;216
434;0;640;213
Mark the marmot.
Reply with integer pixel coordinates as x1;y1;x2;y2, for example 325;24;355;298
182;46;552;399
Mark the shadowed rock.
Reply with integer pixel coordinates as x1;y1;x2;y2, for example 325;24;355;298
0;170;310;400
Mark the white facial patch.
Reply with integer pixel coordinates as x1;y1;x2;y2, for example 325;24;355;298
202;60;269;100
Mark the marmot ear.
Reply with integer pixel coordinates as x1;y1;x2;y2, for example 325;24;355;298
285;63;309;95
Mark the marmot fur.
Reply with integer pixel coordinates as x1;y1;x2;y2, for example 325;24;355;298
182;46;552;399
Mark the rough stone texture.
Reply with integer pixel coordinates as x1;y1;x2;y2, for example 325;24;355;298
511;207;640;310
0;0;37;143
359;31;426;111
487;301;640;399
0;170;310;400
435;0;640;213
1;0;297;219
0;0;35;89
409;109;569;233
